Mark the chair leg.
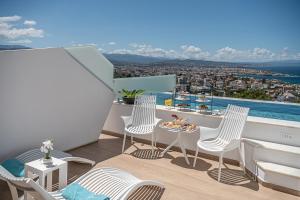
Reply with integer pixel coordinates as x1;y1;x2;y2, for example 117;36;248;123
218;153;223;182
151;133;154;156
7;182;18;200
193;147;199;167
122;131;127;153
131;134;134;144
238;145;246;174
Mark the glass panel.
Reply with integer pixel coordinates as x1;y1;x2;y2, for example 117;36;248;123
65;46;114;91
114;74;176;95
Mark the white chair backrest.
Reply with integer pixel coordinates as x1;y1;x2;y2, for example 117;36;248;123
131;95;156;127
16;149;45;163
217;104;249;142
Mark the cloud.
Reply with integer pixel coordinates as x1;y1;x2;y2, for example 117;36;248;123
181;45;210;59
0;15;44;40
0;22;12;29
214;47;243;60
134;44;178;58
111;43;179;58
295;53;300;59
213;47;276;61
104;43;300;61
251;48;275;59
0;15;21;22
0;28;44;39
129;43;147;48
110;48;134;54
24;20;36;26
8;39;32;44
279;47;289;59
71;43;97;47
108;41;116;45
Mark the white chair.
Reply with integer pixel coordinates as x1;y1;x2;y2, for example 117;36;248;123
0;166;164;200
193;104;249;182
0;148;95;197
121;95;161;155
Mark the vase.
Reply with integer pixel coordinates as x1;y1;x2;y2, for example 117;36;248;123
42;157;53;164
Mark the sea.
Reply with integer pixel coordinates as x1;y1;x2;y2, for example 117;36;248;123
242;66;300;84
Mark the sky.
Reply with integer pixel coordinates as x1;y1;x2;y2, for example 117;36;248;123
0;0;300;61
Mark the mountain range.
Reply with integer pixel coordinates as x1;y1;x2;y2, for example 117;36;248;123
0;45;31;51
105;53;300;67
0;45;299;67
104;53;247;67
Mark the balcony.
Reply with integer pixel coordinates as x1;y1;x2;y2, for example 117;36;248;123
0;46;299;199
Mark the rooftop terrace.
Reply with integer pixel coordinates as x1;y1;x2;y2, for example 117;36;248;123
1;133;298;200
1;47;299;200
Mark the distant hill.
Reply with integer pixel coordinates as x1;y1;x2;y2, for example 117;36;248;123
104;53;300;67
103;53;170;64
104;53;248;67
0;45;31;51
156;59;248;67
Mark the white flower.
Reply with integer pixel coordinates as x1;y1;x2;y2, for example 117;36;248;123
43;140;53;149
40;140;54;153
40;146;49;153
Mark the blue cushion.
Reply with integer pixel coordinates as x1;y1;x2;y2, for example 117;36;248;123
1;159;25;177
62;183;110;200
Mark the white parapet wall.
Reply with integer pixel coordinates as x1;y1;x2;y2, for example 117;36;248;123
0;47;115;160
104;103;300;156
103;102;300;191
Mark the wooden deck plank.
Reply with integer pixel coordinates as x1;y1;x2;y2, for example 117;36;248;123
0;133;299;200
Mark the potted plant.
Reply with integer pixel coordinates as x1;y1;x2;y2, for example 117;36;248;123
120;89;145;104
40;139;54;164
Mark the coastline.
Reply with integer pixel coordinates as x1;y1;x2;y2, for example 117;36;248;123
243;66;300;84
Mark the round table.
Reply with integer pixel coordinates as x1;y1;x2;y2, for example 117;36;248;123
159;124;199;165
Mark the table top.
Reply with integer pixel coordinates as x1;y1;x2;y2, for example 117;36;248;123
25;157;67;173
159;123;199;134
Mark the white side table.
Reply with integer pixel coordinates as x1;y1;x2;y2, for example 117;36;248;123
25;157;67;199
160;125;199;165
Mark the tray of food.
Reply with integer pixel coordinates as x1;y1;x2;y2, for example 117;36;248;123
160;114;198;133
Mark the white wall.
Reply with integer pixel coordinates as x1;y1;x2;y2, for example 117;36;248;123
0;48;114;160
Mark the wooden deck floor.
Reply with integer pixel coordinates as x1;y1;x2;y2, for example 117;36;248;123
1;133;299;200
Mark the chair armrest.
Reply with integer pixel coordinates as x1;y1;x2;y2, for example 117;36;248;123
200;127;219;141
121;115;132;127
154;118;162;126
62;157;96;166
224;139;241;152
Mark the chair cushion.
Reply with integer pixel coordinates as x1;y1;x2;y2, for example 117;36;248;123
1;159;25;177
62;183;110;200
